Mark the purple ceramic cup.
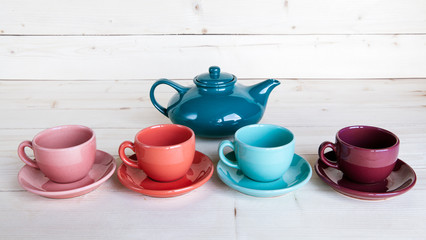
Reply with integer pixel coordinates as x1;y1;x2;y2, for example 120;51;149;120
318;126;399;184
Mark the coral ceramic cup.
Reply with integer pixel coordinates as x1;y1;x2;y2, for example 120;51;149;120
218;124;295;182
318;125;400;184
18;125;96;183
118;124;195;182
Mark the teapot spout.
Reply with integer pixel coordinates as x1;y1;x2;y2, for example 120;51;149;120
248;79;280;107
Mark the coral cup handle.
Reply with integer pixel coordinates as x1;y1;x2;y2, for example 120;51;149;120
149;78;189;117
318;141;339;169
218;140;239;169
118;141;139;169
18;140;39;169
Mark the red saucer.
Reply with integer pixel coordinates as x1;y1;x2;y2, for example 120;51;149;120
315;151;416;201
117;151;214;198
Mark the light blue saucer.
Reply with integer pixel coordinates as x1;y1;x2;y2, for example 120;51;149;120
217;152;312;197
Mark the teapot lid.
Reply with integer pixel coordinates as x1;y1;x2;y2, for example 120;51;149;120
195;66;235;87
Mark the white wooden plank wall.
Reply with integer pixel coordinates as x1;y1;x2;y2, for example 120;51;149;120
1;0;426;35
0;0;425;79
1;35;426;79
1;0;426;239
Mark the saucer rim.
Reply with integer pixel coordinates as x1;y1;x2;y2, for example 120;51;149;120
117;150;214;197
217;153;312;197
315;158;417;200
17;150;116;198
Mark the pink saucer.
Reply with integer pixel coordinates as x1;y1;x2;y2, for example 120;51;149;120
117;151;214;198
18;150;116;199
315;151;416;201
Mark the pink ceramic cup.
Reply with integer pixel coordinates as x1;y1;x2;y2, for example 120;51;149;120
18;125;96;183
119;124;195;182
318;125;399;184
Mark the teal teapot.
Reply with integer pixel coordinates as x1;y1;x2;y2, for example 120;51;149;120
149;66;280;138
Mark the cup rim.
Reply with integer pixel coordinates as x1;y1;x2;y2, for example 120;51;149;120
336;125;400;150
32;125;95;151
235;124;294;150
134;124;195;149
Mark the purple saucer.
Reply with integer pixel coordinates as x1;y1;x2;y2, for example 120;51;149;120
315;151;416;201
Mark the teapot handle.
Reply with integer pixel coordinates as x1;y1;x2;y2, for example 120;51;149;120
149;78;189;117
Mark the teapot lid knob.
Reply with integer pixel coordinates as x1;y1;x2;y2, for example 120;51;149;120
194;66;235;87
209;66;220;79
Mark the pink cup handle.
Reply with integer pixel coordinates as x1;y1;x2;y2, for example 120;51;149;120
118;141;139;168
318;141;338;169
18;140;39;169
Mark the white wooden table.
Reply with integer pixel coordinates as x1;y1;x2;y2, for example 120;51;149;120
1;1;425;239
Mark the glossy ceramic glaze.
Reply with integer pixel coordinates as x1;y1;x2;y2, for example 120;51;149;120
219;124;295;182
18;150;116;199
17;125;96;183
319;125;399;183
217;152;311;197
149;66;280;138
315;151;416;201
119;124;195;182
117;151;213;198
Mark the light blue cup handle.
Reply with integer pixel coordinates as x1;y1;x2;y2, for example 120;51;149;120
218;140;239;169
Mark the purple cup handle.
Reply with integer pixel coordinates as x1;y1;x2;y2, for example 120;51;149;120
18;140;39;169
318;141;338;169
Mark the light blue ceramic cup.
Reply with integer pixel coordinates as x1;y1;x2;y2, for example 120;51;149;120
218;124;295;182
